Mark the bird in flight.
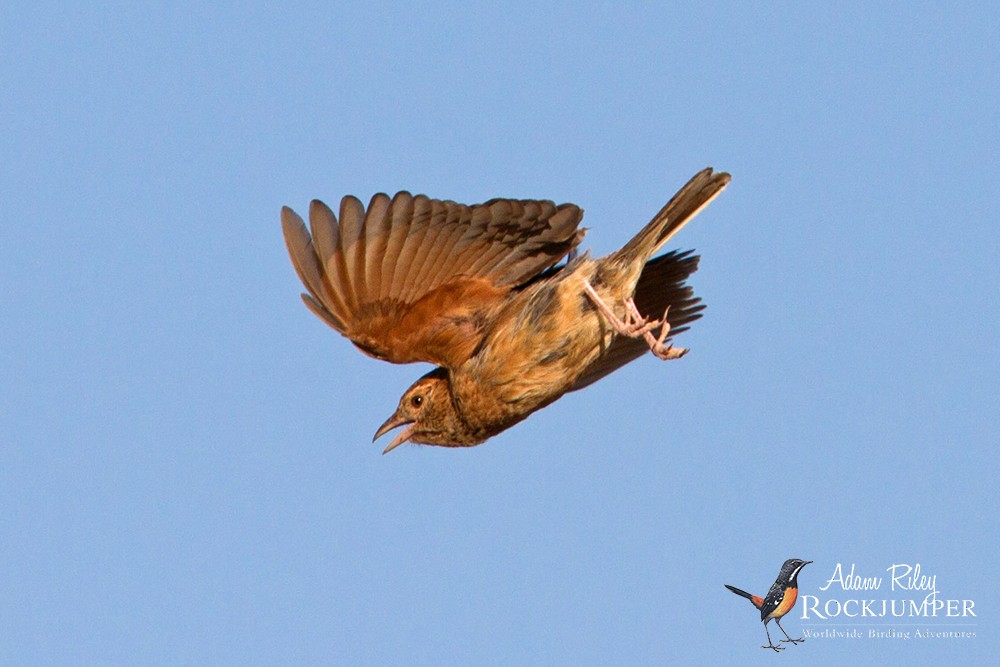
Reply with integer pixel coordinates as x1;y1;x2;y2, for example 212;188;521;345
281;168;730;452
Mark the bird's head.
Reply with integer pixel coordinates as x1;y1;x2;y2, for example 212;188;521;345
373;368;472;453
781;558;812;584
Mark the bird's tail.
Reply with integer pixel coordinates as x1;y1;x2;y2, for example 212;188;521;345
725;584;754;600
725;584;764;608
610;168;730;267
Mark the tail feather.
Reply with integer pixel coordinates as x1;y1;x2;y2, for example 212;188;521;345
725;584;754;600
725;584;764;609
613;168;730;266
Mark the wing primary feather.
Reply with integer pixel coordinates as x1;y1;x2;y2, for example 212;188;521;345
281;206;340;319
363;192;392;302
307;200;352;324
440;204;497;279
402;198;451;301
338;195;367;309
390;194;432;300
280;207;321;294
412;200;468;291
379;192;414;300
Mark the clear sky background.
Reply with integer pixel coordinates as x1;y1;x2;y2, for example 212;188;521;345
2;2;997;665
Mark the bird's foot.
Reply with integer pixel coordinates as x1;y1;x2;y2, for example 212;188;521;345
623;299;686;360
583;282;685;360
617;297;662;337
780;637;805;644
761;644;785;652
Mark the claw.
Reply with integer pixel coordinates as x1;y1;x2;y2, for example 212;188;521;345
644;305;687;360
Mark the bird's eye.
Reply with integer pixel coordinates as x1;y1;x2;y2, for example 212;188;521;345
411;395;423;408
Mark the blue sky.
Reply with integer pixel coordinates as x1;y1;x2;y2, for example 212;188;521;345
2;2;997;664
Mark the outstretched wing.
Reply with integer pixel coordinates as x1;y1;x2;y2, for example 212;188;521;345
282;192;584;367
570;250;704;391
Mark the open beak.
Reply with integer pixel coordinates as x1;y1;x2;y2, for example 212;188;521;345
373;413;416;455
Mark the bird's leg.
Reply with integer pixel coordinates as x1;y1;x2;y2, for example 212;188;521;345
582;281;686;360
776;618;804;644
582;281;660;337
762;623;785;652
